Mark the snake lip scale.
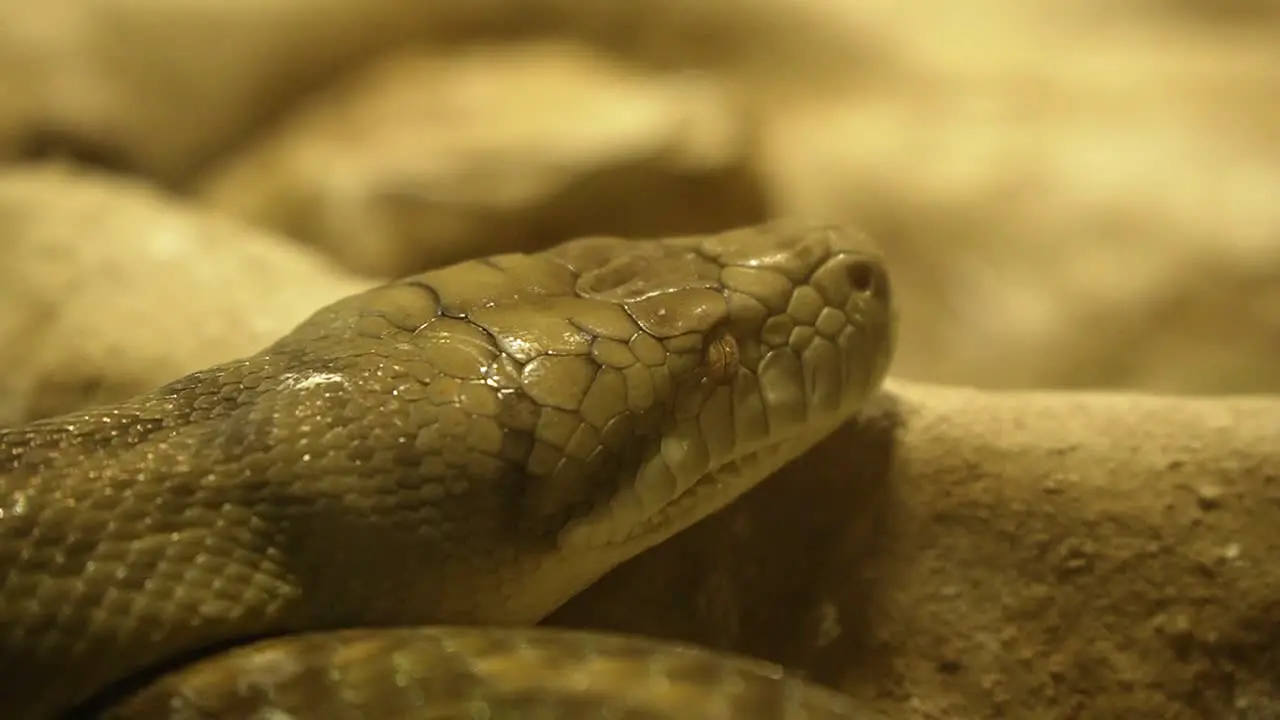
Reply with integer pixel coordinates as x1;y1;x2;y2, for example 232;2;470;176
0;221;897;719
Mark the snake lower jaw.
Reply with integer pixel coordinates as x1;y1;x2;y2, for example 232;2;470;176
556;422;838;554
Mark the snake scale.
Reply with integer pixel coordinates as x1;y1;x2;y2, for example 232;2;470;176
0;222;897;719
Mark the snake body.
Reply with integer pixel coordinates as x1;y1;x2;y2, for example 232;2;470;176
0;223;896;718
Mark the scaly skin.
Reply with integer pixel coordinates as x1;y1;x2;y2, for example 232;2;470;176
0;222;896;718
104;627;889;719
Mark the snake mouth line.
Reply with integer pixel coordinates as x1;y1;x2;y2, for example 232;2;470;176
616;388;864;549
560;441;778;551
631;435;795;541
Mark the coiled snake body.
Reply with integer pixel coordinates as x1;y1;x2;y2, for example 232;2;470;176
0;223;896;718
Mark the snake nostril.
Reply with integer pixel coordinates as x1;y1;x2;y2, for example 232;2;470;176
845;260;883;298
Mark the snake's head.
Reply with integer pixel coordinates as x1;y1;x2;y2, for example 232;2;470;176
531;222;897;550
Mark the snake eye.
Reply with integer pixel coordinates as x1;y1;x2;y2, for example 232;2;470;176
703;327;739;384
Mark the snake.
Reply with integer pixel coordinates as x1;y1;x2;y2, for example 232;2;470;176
0;221;897;719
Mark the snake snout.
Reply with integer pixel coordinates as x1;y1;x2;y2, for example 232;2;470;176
734;245;895;449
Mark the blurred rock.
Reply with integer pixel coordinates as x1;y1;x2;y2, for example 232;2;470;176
754;9;1280;392
0;0;868;185
0;1;451;182
196;41;766;278
0;163;371;425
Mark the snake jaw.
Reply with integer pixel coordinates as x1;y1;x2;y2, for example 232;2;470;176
555;394;862;551
557;346;884;551
555;442;744;550
556;416;851;552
